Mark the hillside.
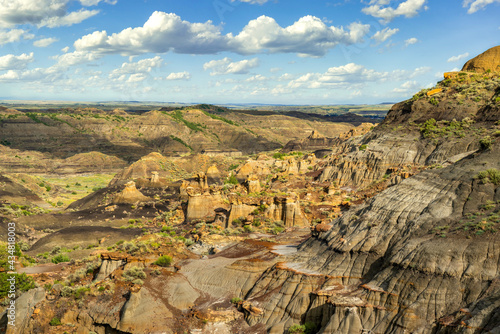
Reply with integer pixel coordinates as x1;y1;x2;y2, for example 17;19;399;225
0;105;366;165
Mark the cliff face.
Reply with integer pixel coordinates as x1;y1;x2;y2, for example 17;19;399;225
318;67;500;189
236;48;500;333
243;139;500;334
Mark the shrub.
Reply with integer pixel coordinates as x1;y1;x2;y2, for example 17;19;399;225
225;174;239;185
479;136;493;150
231;297;242;304
154;255;172;267
49;317;62;326
52;254;70;264
0;273;36;298
476;169;500;185
273;152;286;160
359;144;367;151
288;323;316;334
123;267;146;281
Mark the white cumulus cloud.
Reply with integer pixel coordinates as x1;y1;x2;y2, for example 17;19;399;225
230;16;370;56
447;52;470;62
79;0;117;6
34;37;59;47
53;51;102;67
0;0;102;28
203;57;259;75
372;27;399;42
362;0;427;23
0;29;34;45
405;37;419;46
463;0;500;13
74;12;370;57
0;53;34;71
166;71;191;80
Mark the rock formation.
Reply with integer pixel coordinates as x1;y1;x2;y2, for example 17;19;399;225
185;192;226;222
113;181;151;204
264;195;308;227
462;45;500;73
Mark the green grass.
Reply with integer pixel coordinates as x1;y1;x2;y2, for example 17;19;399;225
164;110;205;132
170;135;192;150
201;110;239;126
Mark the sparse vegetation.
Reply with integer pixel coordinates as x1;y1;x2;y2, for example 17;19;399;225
475;169;500;185
154;255;172;267
49;317;62;326
123;267;146;282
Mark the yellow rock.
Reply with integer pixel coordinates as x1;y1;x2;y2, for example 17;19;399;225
426;88;442;97
443;72;458;79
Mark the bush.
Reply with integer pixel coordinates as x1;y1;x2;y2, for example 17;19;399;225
359;144;367;151
52;254;70;264
49;317;62;326
0;273;36;298
273;152;286;160
225;174;239;185
476;169;500;185
231;297;242;304
123;267;146;281
479;136;493;150
288;322;316;334
154;255;172;267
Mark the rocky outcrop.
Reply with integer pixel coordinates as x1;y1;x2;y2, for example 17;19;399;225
244;175;261;194
112;181;152;204
117;288;173;333
462;45;500;73
0;288;45;334
318;70;500;189
109;152;173;186
283;124;373;152
237;160;271;178
264;195;308;227
243;143;500;333
185;193;226;222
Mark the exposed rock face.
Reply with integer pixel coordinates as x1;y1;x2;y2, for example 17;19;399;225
318;74;499;189
283;124;373;152
0;288;45;334
110;152;172;186
117;288;173;333
237;160;271;178
244;175;261;193
206;165;220;177
112;181;151;204
186;193;226;222
462;45;500;73
227;202;256;227
150;171;160;184
264;195;308;227
242;137;500;334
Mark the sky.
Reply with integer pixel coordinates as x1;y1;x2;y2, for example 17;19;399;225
0;0;498;105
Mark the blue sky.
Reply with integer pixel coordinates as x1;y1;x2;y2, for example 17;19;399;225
0;0;498;104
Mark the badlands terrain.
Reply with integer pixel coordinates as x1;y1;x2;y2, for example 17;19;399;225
0;46;499;334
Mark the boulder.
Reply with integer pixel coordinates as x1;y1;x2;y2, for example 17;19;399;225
462;45;500;73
